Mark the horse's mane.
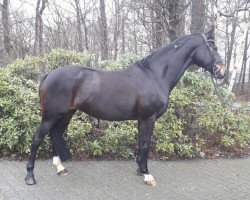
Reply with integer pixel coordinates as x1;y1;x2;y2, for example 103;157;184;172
135;33;201;70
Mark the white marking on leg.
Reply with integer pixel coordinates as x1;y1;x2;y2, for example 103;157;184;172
53;156;66;175
143;174;157;186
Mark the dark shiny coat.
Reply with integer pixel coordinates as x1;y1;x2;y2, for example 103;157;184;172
25;28;226;185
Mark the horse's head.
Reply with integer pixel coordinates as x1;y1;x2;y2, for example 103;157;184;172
193;27;226;79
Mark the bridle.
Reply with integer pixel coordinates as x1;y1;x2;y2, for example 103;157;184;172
201;34;223;78
200;34;250;110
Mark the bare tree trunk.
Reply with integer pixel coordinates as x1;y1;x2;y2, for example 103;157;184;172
1;0;12;57
113;0;121;60
99;0;108;60
133;22;138;55
78;0;89;51
82;14;89;51
74;0;84;52
168;0;181;41
189;0;205;71
190;0;205;33
34;0;48;56
121;16;125;55
149;0;186;48
248;59;250;88
229;66;237;91
248;60;250;96
224;16;238;84
238;26;249;94
150;4;156;49
54;7;69;49
152;0;164;47
177;0;187;37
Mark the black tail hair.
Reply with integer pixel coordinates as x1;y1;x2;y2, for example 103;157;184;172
39;73;49;91
50;119;71;162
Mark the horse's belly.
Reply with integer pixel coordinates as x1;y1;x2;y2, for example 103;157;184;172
78;99;136;121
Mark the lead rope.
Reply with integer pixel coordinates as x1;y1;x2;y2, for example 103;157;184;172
211;75;250;111
211;76;230;107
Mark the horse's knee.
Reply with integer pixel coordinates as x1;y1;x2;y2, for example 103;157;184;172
142;143;150;151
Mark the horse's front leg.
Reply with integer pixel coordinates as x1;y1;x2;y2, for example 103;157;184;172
136;116;157;186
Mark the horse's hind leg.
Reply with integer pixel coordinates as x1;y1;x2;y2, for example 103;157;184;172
25;119;57;185
50;110;76;176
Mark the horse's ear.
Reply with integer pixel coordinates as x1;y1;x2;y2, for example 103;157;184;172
205;26;215;39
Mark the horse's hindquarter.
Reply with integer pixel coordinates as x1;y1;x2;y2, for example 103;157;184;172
39;66;91;117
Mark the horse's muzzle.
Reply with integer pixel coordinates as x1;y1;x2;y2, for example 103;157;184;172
213;64;226;79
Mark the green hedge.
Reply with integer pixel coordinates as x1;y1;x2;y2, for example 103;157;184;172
0;49;249;159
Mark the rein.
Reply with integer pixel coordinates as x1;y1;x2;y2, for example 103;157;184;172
211;76;230;106
211;75;250;111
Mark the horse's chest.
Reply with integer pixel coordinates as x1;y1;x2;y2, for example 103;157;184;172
136;91;168;119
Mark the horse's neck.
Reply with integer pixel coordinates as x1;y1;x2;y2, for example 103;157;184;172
149;42;196;91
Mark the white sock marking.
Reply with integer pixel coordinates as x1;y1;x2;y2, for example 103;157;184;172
53;156;65;173
143;174;154;182
143;174;157;186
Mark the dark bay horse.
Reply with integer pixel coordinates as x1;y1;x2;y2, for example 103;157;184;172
25;27;226;186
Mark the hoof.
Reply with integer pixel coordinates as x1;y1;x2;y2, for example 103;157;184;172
57;169;68;176
144;174;157;186
25;172;36;185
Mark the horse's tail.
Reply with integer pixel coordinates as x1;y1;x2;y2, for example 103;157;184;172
50;117;72;162
39;73;49;91
39;73;49;102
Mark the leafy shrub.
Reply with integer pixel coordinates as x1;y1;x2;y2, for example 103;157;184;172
155;72;250;159
98;54;140;70
98;59;123;70
6;56;43;81
4;48;93;81
66;112;92;153
0;50;249;160
0;70;42;156
101;121;137;158
117;54;140;67
199;102;250;150
43;48;93;71
0;49;92;158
